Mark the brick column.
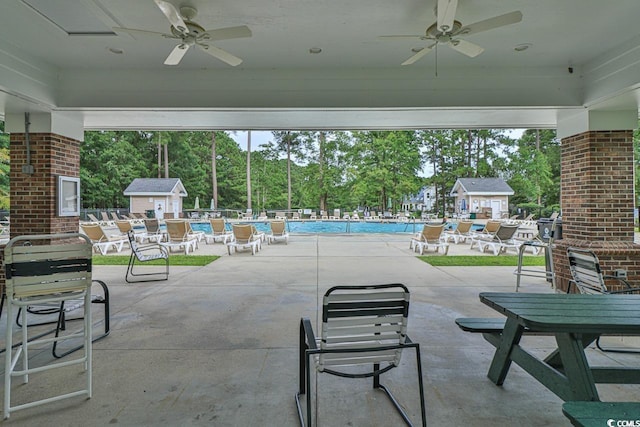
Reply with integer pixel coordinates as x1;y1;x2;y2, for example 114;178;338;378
552;130;640;292
0;132;81;294
9;132;80;235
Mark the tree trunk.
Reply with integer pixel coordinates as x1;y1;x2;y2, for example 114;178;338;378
467;129;472;174
211;132;218;209
163;140;169;178
475;132;480;177
287;131;292;211
157;133;162;178
318;132;325;211
246;131;252;210
536;129;541;206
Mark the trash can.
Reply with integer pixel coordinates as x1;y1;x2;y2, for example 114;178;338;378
537;218;562;243
537;218;562;282
145;209;155;218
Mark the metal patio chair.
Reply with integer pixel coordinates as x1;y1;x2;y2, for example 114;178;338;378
295;283;426;426
125;230;169;283
3;233;99;419
567;247;640;353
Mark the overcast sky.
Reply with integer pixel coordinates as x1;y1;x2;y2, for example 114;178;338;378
230;129;526;152
230;131;273;151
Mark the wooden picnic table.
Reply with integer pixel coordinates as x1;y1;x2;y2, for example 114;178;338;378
478;292;640;401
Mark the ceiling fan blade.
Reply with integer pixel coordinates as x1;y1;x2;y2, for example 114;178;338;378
401;45;435;66
164;43;190;65
449;39;484;57
457;11;523;37
113;27;177;39
199;43;243;66
379;35;424;40
437;0;458;32
203;25;252;41
154;0;189;34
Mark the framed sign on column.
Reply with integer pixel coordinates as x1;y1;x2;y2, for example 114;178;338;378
57;176;80;217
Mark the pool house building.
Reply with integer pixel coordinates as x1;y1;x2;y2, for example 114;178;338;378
123;178;188;219
450;178;514;220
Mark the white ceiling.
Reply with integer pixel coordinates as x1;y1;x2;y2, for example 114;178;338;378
1;0;640;131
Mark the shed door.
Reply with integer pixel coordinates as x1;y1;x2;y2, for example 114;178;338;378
173;200;179;218
491;200;501;219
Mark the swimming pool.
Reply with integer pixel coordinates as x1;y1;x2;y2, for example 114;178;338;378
187;220;486;234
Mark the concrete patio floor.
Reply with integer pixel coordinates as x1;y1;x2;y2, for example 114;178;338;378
3;233;640;426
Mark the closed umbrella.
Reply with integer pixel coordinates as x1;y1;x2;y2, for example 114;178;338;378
210;198;215;210
194;197;200;210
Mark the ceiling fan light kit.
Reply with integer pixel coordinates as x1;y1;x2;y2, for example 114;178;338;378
380;0;523;66
113;0;252;67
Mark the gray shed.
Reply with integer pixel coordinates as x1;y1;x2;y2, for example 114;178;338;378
450;178;514;219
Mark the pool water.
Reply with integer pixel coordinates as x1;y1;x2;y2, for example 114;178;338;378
186;221;486;234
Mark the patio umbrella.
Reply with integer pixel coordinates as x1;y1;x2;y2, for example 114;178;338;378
461;198;467;211
210;198;215;210
194;197;200;210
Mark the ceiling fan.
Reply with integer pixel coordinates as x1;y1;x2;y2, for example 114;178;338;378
380;0;522;66
114;0;251;66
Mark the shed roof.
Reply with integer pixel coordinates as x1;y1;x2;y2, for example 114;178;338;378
123;178;187;196
450;178;514;196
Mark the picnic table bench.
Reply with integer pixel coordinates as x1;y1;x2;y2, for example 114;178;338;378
562;401;640;427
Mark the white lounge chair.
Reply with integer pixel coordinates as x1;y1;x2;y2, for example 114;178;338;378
268;221;289;244
226;224;261;255
469;220;502;250
476;224;520;255
186;221;205;243
251;224;266;243
444;220;475;244
410;224;449;255
114;219;143;240
205;218;234;244
160;220;198;254
80;223;127;255
139;218;165;243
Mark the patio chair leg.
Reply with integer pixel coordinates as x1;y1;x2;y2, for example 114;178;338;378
371;355;426;426
52;280;111;358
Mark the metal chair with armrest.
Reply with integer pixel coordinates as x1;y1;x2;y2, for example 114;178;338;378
295;283;426;426
567;247;640;353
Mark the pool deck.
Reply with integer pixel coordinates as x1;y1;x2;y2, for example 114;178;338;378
3;233;640;426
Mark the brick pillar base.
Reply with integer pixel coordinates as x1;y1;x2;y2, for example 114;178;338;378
0;132;81;295
553;240;640;293
554;130;639;292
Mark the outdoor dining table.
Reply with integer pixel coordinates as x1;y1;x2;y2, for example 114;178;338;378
478;292;640;402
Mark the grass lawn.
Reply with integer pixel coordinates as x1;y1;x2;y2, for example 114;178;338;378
92;255;219;266
419;255;547;267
